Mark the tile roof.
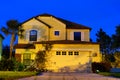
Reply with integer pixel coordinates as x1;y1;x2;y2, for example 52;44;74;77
14;40;99;49
21;13;91;30
21;17;51;28
34;40;99;44
38;13;91;30
14;44;35;49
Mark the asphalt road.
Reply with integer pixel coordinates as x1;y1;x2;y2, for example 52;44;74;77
18;72;120;80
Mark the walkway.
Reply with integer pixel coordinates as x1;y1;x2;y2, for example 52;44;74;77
18;72;120;80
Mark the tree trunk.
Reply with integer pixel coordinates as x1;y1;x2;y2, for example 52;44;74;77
9;33;15;59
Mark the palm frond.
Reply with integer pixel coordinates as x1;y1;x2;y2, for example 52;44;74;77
1;27;9;35
7;20;20;31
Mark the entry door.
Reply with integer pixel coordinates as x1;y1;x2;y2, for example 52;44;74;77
74;32;81;41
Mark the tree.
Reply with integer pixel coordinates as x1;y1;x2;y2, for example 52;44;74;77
96;28;111;54
2;45;10;59
111;25;120;52
96;28;112;62
114;51;120;67
1;20;24;59
35;43;53;71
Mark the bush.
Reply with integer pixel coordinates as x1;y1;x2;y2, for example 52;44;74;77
92;62;111;73
0;58;25;71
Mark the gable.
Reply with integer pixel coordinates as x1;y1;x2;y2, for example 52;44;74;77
38;13;91;30
37;16;66;29
22;18;51;28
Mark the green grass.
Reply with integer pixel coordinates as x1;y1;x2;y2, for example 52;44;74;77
0;71;38;79
99;72;120;78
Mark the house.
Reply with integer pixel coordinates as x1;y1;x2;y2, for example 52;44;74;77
15;13;101;72
0;34;4;60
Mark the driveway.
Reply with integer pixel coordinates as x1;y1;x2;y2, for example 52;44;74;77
18;72;120;80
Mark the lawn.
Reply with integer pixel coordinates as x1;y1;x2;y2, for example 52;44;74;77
99;72;120;78
0;71;38;79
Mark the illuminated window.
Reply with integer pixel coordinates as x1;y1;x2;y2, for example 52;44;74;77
74;51;79;55
62;51;66;55
29;30;37;41
54;31;59;36
56;51;61;55
68;51;73;55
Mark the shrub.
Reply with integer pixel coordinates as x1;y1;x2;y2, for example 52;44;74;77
92;62;111;73
0;58;25;71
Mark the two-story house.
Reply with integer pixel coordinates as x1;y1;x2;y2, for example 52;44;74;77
15;13;101;72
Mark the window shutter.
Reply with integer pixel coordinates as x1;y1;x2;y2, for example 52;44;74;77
37;30;40;41
25;30;29;41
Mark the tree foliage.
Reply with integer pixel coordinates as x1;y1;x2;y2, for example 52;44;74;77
35;43;53;71
2;45;10;59
1;20;24;59
111;25;120;52
96;28;111;54
35;51;47;70
114;52;120;67
96;26;120;67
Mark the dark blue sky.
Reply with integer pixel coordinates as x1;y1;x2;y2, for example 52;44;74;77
0;0;120;45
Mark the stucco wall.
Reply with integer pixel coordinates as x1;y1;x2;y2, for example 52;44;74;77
16;43;101;72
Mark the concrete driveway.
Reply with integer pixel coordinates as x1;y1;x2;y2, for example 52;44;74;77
18;72;120;80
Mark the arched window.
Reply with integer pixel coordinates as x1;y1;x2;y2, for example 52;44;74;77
29;30;37;41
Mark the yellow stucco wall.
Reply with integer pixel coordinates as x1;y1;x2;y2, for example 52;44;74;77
16;43;101;72
67;29;90;41
18;18;49;43
37;16;66;40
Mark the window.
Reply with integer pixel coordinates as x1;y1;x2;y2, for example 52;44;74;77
74;51;79;55
68;51;73;55
74;32;81;41
29;30;37;41
56;51;61;55
23;54;31;65
62;51;66;55
54;31;59;36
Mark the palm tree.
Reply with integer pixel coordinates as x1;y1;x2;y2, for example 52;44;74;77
1;20;24;59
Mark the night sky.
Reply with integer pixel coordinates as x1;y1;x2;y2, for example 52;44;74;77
0;0;120;45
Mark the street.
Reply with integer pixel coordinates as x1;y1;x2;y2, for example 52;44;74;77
18;72;120;80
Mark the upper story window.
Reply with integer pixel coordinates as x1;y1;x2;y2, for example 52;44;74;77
29;30;37;41
74;32;81;41
54;31;60;36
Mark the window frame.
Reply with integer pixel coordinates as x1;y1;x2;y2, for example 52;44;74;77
29;30;37;41
68;51;73;55
74;32;81;41
62;51;66;55
56;51;61;55
54;31;60;36
23;54;31;65
74;51;79;55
